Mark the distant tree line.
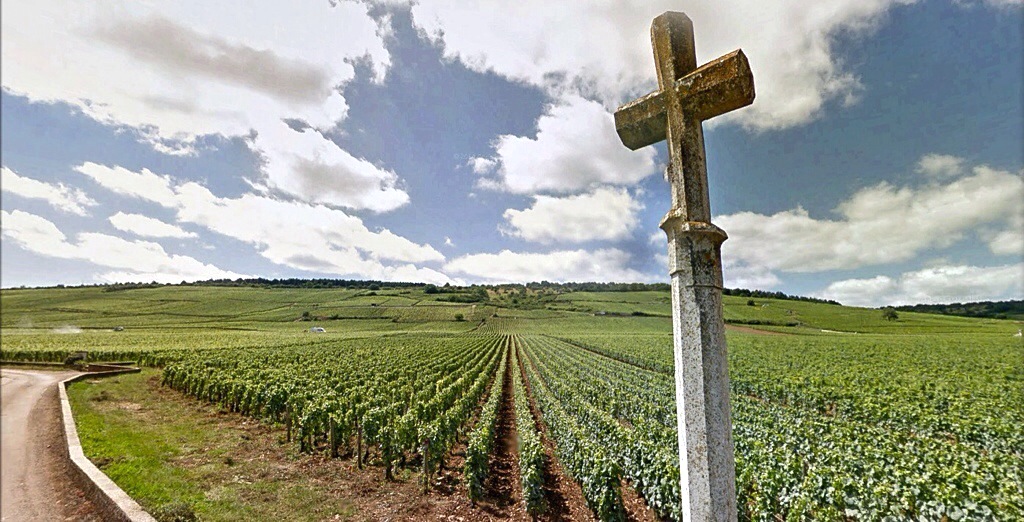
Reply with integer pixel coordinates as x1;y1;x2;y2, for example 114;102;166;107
187;278;422;290
722;288;840;306
521;281;672;292
56;278;837;307
893;300;1023;320
99;279;416;292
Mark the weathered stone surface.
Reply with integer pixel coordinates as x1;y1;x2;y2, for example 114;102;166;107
615;51;754;151
614;11;754;522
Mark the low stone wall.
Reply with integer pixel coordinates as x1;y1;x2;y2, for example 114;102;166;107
0;360;66;368
1;360;140;371
59;367;157;522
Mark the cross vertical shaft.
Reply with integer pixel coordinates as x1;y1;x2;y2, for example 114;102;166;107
615;11;755;522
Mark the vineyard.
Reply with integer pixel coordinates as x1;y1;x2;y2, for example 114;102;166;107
1;284;1022;520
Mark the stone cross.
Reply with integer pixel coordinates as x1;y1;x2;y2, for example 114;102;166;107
614;12;754;522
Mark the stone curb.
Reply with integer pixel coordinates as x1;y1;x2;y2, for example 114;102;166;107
0;360;67;368
59;367;158;522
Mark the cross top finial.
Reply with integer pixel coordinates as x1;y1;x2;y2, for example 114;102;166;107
652;12;697;89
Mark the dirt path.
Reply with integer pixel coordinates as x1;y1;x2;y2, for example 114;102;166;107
477;348;527;519
514;345;597;522
1;369;100;522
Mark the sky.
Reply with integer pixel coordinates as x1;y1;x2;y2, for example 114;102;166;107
1;0;1021;307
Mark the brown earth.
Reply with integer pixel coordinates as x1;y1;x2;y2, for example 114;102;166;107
514;347;598;522
0;369;100;522
473;348;528;520
514;342;659;522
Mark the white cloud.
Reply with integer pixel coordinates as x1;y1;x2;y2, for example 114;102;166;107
445;248;646;283
819;276;897;307
467;157;497;175
0;209;71;257
954;0;1023;9
916;153;965;179
474;96;657;194
1;1;387;142
820;263;1024;307
722;259;782;290
1;167;97;215
75;162;179;207
717;160;1023;273
252;121;409;212
2;1;406;211
988;226;1024;256
985;194;1024;256
1;209;243;283
412;0;917;130
108;212;196;239
76;163;449;282
444;236;455;247
173;182;443;265
502;187;643;244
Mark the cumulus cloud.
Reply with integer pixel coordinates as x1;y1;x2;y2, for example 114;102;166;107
717;159;1023;273
502;187;643;244
1;209;243;283
1;167;97;215
819;263;1024;307
108;212;196;239
412;0;917;130
252;121;409;212
473;96;657;194
444;248;646;283
76;163;449;282
2;1;406;211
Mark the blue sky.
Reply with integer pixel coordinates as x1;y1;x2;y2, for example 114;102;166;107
1;0;1021;306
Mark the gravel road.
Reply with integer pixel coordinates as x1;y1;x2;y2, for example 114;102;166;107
1;369;99;521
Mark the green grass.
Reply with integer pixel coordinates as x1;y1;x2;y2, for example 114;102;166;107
67;370;356;521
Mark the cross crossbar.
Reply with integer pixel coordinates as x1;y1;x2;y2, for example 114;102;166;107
615;50;754;151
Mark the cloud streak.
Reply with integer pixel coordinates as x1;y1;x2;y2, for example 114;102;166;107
1;209;243;283
1;167;97;216
108;212;197;239
74;163;450;283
